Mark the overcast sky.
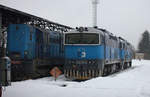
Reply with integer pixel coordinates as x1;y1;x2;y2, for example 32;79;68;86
0;0;150;49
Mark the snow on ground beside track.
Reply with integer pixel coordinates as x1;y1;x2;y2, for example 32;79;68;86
3;60;150;97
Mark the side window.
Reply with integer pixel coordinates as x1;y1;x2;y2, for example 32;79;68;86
101;34;105;44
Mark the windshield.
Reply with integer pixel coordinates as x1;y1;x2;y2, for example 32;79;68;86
65;33;99;44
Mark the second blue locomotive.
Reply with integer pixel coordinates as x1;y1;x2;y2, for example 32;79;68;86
7;24;64;81
64;27;134;80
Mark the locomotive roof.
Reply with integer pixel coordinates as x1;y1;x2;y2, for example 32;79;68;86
65;26;133;47
65;27;104;34
10;24;60;34
65;27;118;37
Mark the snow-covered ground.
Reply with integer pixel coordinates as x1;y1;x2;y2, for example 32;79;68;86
2;60;150;97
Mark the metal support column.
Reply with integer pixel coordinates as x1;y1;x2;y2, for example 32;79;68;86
0;12;2;44
92;0;99;27
0;12;5;57
0;12;2;95
0;12;3;57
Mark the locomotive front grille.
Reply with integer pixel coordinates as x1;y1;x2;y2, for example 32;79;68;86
67;59;98;65
64;69;100;80
64;59;102;80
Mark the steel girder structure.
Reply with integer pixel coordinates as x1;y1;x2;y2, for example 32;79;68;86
0;4;72;32
26;17;72;32
0;4;73;57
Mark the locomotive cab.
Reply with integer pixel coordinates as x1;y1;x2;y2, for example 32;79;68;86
64;27;105;80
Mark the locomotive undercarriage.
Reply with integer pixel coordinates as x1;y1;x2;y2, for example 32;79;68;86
11;58;64;81
64;59;132;80
102;60;132;76
64;69;101;80
64;59;103;80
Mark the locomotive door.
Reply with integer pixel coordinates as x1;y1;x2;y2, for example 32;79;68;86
119;42;122;59
59;32;64;56
27;27;35;59
35;30;43;58
103;32;106;64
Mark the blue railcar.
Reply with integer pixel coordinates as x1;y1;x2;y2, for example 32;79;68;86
119;37;132;69
7;24;64;81
64;27;133;80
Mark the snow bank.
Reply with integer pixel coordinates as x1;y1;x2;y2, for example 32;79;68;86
3;60;150;97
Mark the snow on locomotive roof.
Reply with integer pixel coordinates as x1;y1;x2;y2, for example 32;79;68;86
65;27;133;46
65;27;103;34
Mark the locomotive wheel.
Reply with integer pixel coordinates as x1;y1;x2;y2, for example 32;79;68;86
115;64;119;72
123;64;125;69
73;70;75;78
127;62;130;68
111;64;114;73
96;70;99;77
92;70;94;77
124;63;127;69
85;71;87;78
108;65;112;74
129;62;132;67
102;66;108;76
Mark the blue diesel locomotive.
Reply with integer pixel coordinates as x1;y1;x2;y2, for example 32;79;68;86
64;27;134;80
7;24;64;81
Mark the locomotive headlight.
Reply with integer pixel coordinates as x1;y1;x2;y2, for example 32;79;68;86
24;51;28;55
88;60;92;64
